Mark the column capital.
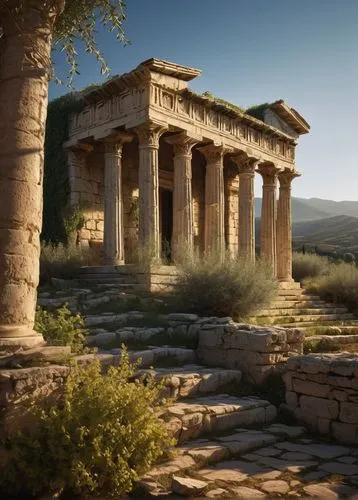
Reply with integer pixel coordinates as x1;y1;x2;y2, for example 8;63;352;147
279;168;301;189
256;162;282;186
135;121;168;149
198;143;231;164
102;131;133;156
231;154;259;176
165;131;201;156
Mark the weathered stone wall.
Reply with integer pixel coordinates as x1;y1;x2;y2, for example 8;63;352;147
196;322;304;384
283;353;358;445
69;146;104;252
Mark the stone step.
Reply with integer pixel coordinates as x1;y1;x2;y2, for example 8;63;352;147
301;325;358;335
253;313;355;325
304;334;358;350
271;300;329;309
281;320;358;329
135;366;242;399
164;395;276;444
128;347;197;367
79;274;138;283
277;289;303;297
81;281;148;292
255;307;348;317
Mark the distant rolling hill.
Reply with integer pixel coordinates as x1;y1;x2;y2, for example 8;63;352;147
292;214;358;254
255;197;358;222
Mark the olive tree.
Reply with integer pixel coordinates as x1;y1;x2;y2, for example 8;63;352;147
0;0;127;348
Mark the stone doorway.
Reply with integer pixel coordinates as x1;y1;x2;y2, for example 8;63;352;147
159;187;173;261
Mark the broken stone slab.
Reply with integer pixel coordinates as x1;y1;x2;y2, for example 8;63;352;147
172;476;207;496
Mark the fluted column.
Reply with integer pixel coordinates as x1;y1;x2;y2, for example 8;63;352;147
103;135;131;265
166;132;199;261
232;155;257;262
256;163;281;273
277;169;301;281
198;144;226;258
135;122;167;261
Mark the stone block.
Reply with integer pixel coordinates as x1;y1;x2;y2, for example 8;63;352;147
292;379;331;398
197;327;222;348
213;407;266;431
300;395;339;419
332;421;358;445
340;402;358;424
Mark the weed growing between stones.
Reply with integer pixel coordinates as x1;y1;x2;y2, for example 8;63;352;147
0;351;172;498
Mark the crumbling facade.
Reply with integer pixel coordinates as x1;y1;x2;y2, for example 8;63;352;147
64;58;310;281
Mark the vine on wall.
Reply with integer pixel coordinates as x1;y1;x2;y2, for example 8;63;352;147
42;93;83;244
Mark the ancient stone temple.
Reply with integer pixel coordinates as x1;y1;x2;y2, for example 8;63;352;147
64;58;310;282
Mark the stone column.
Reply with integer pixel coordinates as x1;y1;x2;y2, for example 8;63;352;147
166;132;199;261
135;122;167;261
256;163;281;273
277;169;301;281
199;144;226;258
232;155;257;262
103;135;132;265
224;165;239;257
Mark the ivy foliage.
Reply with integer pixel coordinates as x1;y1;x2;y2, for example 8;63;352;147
0;352;172;497
42;93;83;244
245;102;271;120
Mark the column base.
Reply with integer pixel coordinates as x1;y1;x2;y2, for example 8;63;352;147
0;332;45;354
278;280;300;290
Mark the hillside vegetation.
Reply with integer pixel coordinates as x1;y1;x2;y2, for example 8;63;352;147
292;214;358;255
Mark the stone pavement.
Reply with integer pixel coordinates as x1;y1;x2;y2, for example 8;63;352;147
141;424;358;498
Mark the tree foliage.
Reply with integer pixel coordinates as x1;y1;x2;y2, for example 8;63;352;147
0;0;128;84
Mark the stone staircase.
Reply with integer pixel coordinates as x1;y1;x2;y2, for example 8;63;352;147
126;348;279;495
250;285;358;333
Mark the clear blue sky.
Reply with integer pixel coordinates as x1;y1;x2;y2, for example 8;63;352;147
50;0;358;201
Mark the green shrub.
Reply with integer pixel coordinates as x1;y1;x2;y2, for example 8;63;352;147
292;252;329;282
35;305;87;353
173;253;278;320
40;242;89;283
0;353;171;498
305;261;358;312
